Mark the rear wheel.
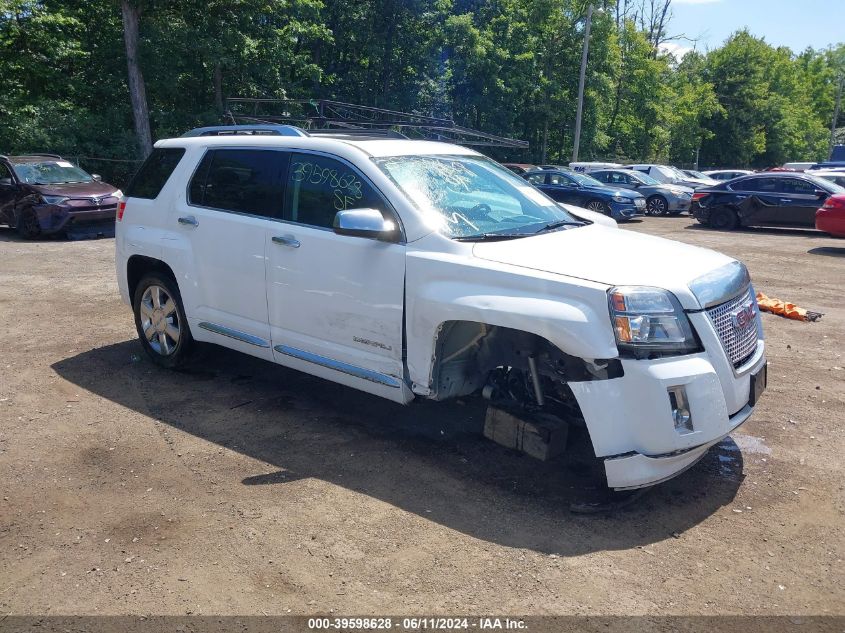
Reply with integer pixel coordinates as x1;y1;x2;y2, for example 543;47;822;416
708;207;739;230
133;273;193;369
16;208;41;239
586;199;610;215
646;195;668;216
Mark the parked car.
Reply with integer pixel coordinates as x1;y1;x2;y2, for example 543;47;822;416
815;194;845;237
590;168;693;216
679;169;719;186
538;164;572;171
782;162;815;171
116;124;766;490
501;163;538;175
0;154;121;239
569;161;622;173
522;169;646;220
811;170;845;188
703;169;754;181
691;172;845;230
624;164;712;189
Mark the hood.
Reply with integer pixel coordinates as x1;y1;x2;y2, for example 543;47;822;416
473;223;734;309
677;178;715;188
587;184;641;199
30;180;119;198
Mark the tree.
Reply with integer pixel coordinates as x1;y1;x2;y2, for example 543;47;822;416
120;0;152;156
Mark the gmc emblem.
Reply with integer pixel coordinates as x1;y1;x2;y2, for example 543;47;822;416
731;302;756;331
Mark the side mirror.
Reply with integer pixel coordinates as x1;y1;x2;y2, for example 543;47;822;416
91;174;102;181
333;208;398;241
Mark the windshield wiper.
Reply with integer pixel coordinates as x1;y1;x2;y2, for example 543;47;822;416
533;220;585;234
454;232;530;242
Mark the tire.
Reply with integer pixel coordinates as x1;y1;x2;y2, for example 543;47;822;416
133;273;193;369
646;195;668;216
586;199;610;215
708;207;739;231
16;207;41;239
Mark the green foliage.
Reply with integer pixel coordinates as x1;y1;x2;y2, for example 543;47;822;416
1;0;843;179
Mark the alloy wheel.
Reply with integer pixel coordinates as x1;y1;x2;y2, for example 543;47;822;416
139;284;181;355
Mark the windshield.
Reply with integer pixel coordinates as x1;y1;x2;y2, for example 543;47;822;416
374;154;582;239
629;171;659;185
11;160;93;184
568;172;604;187
807;174;845;193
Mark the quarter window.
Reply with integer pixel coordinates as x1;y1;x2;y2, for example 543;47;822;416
188;149;286;218
284;153;384;228
126;148;186;199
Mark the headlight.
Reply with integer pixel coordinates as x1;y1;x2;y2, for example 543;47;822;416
608;286;700;357
41;195;68;205
612;192;625;201
111;189;123;199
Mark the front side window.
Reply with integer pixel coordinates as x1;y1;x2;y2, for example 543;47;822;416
525;172;546;185
189;149;285;217
11;159;93;185
549;172;575;186
0;163;13;184
374;154;581;239
284;153;385;228
126;148;186;199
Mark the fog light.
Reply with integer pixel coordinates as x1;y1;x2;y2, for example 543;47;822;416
668;386;693;433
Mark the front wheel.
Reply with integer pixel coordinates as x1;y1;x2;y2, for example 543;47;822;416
16;208;41;239
708;207;739;230
133;273;193;369
586;200;610;215
646;195;668;216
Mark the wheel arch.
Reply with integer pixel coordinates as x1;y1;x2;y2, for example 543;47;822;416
127;255;177;306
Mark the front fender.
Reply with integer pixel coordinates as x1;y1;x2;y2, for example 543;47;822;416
405;251;618;393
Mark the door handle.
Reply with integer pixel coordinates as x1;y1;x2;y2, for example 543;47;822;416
778;198;792;204
272;235;300;248
177;215;199;227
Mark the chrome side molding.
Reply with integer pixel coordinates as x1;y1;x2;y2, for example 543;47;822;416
274;344;402;388
198;322;271;348
688;261;751;309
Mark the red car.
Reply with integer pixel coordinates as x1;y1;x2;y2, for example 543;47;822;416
816;194;845;237
0;154;121;239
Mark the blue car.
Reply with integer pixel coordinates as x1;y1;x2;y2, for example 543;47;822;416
523;169;646;220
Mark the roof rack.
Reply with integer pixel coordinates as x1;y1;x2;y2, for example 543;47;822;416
10;153;64;159
305;128;408;140
181;124;308;138
223;98;530;149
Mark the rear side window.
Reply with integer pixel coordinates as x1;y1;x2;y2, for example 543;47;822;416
126;148;185;199
284;153;385;228
188;149;286;218
736;177;778;193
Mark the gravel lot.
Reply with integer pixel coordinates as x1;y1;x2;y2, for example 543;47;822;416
0;217;843;618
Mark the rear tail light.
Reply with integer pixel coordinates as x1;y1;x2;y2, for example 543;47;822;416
821;195;845;210
117;200;126;221
691;192;709;202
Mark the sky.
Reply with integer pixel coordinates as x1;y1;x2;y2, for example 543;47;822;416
659;0;845;59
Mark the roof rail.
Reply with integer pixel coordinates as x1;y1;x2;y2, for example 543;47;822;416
181;124;308;138
11;153;63;159
306;128;408;140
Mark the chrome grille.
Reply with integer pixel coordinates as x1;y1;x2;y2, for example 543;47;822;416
705;285;760;368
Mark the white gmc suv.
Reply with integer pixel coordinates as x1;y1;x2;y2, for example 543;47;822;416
115;125;767;490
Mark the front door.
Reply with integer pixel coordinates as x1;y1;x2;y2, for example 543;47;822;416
0;162;19;225
777;178;827;226
266;151;408;402
174;148;288;359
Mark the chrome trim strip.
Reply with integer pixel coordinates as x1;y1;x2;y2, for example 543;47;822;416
274;344;402;388
688;261;751;309
198;322;271;348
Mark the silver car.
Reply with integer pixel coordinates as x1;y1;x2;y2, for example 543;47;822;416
591;168;694;216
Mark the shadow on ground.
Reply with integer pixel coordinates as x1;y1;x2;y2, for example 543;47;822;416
684;224;827;239
808;246;845;257
52;340;744;555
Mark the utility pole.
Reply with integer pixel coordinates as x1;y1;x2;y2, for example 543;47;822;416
829;74;843;157
572;3;594;163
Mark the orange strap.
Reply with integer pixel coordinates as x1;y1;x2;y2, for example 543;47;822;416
756;292;822;322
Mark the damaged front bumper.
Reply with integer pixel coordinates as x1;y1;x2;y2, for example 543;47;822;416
33;202;117;234
568;341;766;490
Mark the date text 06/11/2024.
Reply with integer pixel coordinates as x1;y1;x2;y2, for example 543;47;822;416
307;617;528;630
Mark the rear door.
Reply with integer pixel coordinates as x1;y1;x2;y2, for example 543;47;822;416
776;178;827;226
265;151;409;402
174;148;287;359
728;176;782;224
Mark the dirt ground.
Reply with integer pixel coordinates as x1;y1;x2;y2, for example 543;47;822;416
0;217;843;618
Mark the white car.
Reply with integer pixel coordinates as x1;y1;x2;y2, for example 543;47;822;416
115;126;767;490
626;164;715;189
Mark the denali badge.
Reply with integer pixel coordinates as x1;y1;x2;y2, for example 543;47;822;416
731;301;756;331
